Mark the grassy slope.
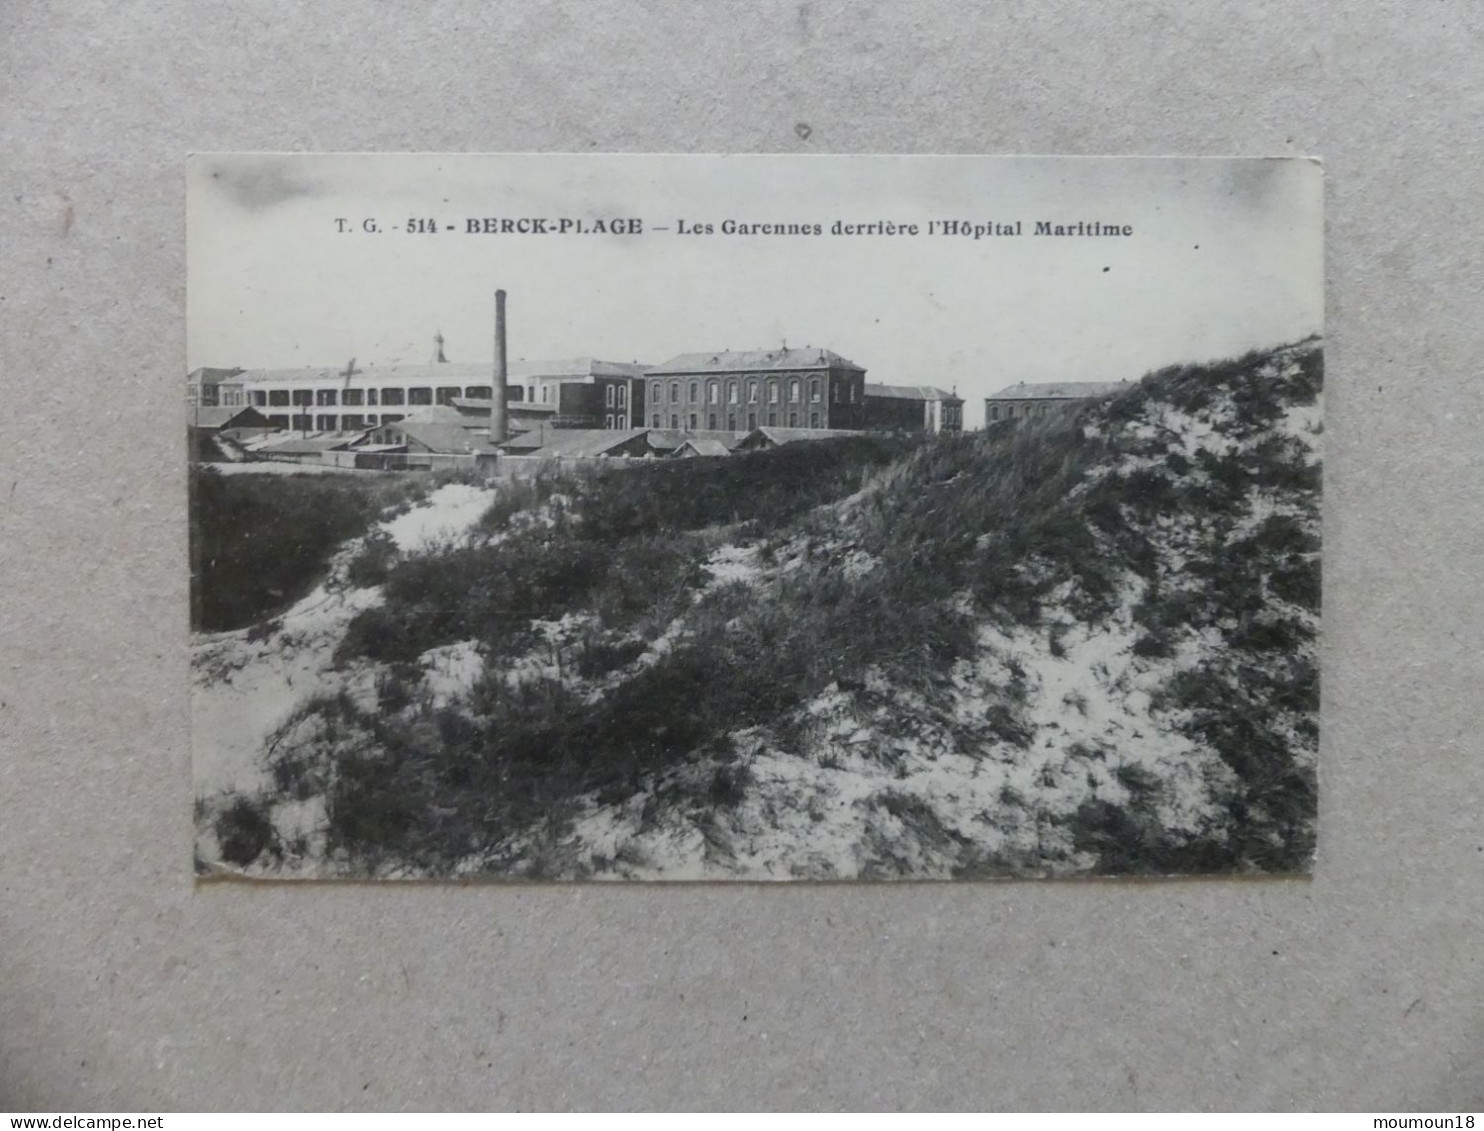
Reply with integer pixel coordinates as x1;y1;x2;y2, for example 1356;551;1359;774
215;341;1321;878
189;467;469;632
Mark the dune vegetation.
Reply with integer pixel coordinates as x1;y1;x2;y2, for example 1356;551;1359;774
193;339;1322;880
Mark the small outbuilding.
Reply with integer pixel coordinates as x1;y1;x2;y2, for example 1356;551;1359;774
669;437;733;459
187;405;275;438
734;426;861;451
983;380;1129;422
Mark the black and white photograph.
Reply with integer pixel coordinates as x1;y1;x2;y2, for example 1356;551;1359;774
188;153;1323;881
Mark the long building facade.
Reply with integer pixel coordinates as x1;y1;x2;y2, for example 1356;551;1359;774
225;357;648;433
984;380;1129;422
193;340;968;457
643;348;868;433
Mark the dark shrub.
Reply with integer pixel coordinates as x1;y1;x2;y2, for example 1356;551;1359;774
1270;559;1321;611
1113;763;1161;800
346;529;398;588
985;704;1033;748
191;468;408;632
376;665;419;713
571;435;915;542
478;472;574;534
708;763;754;808
336;606;420;666
214;796;275;866
325;750;424;863
574;636;647;679
1070;799;1238;875
1131;630;1176;659
1229;615;1312;654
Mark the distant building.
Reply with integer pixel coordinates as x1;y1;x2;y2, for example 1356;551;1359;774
861;384;964;433
186;368;246;408
244;432;368;464
641;429;747;457
506;358;649;430
203;335;988;463
220;344;648;433
448;396;557;445
226;361;485;432
644;348;867;433
497;428;658;460
363;405;494;454
668;437;734;459
368;421;495;457
984;380;1129;423
186;405;274;437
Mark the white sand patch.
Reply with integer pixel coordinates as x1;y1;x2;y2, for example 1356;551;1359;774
1222;491;1313;548
191;556;382;801
1282;399;1324;451
194;480;493;837
972;605;1233;834
380;482;496;551
467;562;1241;881
703;543;762;586
1126;403;1233;459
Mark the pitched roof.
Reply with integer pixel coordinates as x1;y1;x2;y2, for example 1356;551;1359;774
391;421;498;455
188;367;245;385
512;428;653;458
742;426;862;447
673;437;732;457
642;429;747;452
864;383;962;403
985;380;1129;401
235;363;488;387
647;347;864;375
396;404;480;427
514;358;648;380
233;358;648;386
238;432;288;451
497;432;547;452
254;433;365;454
188;406;272;429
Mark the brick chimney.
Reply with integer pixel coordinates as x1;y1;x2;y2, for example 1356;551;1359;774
492;290;509;443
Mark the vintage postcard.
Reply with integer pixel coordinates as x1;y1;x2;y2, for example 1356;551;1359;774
189;153;1323;881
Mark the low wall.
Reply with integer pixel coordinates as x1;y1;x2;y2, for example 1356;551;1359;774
486;454;646;479
325;451;480;473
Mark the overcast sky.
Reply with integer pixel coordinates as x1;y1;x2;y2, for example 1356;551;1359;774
187;154;1322;429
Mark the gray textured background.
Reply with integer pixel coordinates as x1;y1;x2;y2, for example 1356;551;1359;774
2;0;1481;1112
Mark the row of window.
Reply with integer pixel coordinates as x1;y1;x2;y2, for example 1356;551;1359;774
265;413;406;431
186;390;246;408
261;410;644;433
246;380;638;410
250;386;495;409
649;377;851;407
650;411;824;431
986;403;1054;421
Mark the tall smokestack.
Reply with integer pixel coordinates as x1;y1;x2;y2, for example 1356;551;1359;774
492;289;509;443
